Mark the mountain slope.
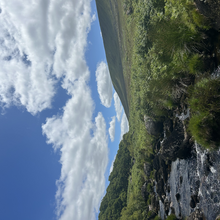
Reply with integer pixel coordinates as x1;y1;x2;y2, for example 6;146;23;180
95;0;129;119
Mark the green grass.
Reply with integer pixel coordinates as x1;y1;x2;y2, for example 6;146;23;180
96;0;130;119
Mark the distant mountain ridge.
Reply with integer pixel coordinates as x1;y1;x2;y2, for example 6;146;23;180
95;0;129;119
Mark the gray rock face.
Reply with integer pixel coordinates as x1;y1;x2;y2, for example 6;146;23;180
141;182;149;201
144;116;163;136
160;120;192;161
144;162;152;177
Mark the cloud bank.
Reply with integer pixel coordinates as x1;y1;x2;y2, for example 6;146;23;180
0;0;109;220
0;0;93;113
42;81;108;220
96;62;112;108
108;116;116;142
120;112;129;140
113;92;122;121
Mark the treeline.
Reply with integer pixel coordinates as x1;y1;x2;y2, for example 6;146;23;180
98;133;132;220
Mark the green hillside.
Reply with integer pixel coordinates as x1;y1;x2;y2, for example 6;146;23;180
95;0;129;119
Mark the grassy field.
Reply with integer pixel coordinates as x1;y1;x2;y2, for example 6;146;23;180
95;0;130;119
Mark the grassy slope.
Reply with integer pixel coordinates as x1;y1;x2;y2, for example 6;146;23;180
95;0;130;119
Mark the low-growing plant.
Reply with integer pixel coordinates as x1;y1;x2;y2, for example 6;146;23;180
191;9;210;30
188;54;203;74
188;78;220;149
154;215;162;220
166;214;178;220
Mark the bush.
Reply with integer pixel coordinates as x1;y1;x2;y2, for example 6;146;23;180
188;54;203;74
191;9;210;30
188;78;220;149
166;214;177;220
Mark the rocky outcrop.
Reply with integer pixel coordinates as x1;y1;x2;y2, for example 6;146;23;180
144;115;163;136
186;208;205;220
160;120;192;161
144;162;152;177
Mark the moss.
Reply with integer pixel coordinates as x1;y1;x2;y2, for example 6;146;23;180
188;54;203;74
166;214;178;220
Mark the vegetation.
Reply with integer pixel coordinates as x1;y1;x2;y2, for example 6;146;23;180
98;133;132;220
96;0;220;219
165;214;178;220
188;77;220;149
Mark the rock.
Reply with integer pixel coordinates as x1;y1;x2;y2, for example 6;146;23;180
157;179;165;200
186;208;205;220
160;120;192;161
176;193;181;201
144;162;152;177
153;156;160;171
141;182;149;201
190;195;199;209
180;176;183;184
215;215;220;220
144;115;163;136
163;118;173;135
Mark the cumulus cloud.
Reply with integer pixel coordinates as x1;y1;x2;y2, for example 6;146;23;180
108;116;116;142
120;112;129;140
95;62;112;108
113;92;122;121
109;155;116;174
0;0;93;113
42;80;108;220
0;0;109;220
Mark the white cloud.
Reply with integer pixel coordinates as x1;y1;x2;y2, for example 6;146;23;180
108;116;116;142
109;155;116;174
120;112;129;140
113;92;122;121
0;0;109;220
0;0;93;113
95;62;112;108
42;80;108;220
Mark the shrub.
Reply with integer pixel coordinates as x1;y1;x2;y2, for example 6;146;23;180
188;78;220;149
191;9;210;30
166;214;178;220
188;54;203;74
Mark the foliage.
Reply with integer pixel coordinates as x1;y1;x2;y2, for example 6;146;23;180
165;214;178;220
188;78;220;149
98;133;132;220
154;216;162;220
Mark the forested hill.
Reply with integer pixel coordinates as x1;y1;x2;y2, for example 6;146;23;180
95;0;129;119
98;133;132;220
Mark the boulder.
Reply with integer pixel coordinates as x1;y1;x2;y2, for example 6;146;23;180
160;120;192;161
186;208;205;220
141;182;149;201
144;162;152;177
144;115;163;136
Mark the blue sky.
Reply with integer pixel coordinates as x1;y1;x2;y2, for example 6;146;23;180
0;1;129;220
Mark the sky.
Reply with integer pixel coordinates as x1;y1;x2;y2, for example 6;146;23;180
0;1;129;220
